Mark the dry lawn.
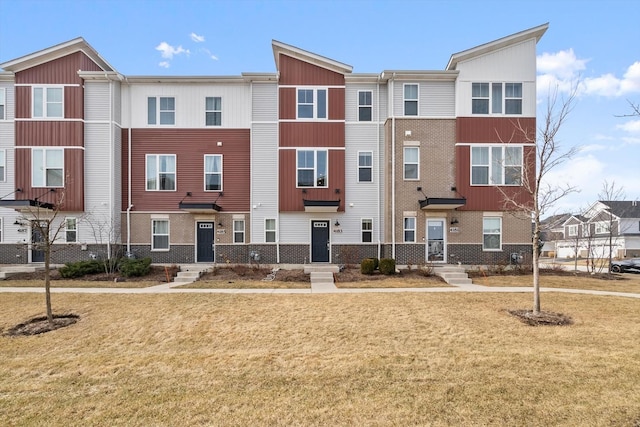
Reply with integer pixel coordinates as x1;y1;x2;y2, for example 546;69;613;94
0;279;158;288
476;272;640;293
1;292;639;426
336;276;451;288
180;280;310;289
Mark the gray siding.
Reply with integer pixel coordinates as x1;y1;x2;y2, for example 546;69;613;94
250;123;278;242
393;80;455;117
251;82;278;122
84;81;110;121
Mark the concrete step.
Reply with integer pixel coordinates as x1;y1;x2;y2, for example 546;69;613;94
310;271;335;283
304;265;340;274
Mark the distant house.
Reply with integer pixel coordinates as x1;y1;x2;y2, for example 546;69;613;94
539;213;572;257
553;201;640;259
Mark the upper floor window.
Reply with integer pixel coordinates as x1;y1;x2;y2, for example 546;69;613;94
567;224;578;237
362;219;373;243
0;150;5;182
297;150;327;188
403;147;419;180
358;151;373;182
33;87;63;118
146;154;176;191
404;217;416;242
204;155;222;191
358;91;372;121
0;88;5;120
233;219;245;243
471;146;522;186
65;217;77;243
297;88;327;119
265;218;276;243
148;96;175;125
205;97;222;126
152;219;170;250
472;82;522;114
32;148;64;187
582;224;591;237
404;84;418;116
595;221;609;234
483;217;502;250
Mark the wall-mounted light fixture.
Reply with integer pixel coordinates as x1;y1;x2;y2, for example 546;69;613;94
217;222;223;227
334;220;340;227
14;219;26;226
450;218;459;225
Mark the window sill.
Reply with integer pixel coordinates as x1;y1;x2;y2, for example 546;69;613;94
151;249;170;252
482;248;503;252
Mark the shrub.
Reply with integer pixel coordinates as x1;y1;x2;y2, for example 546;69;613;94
379;258;396;275
119;257;152;277
360;258;376;275
59;260;104;278
369;257;379;270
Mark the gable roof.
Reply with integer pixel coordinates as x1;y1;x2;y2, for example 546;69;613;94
600;201;640;218
0;37;115;73
272;39;353;75
446;23;548;70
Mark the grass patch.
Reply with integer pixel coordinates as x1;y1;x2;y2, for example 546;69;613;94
336;276;451;288
475;273;640;293
1;292;639;425
177;280;310;289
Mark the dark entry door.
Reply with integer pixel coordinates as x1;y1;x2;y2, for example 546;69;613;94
311;220;330;263
31;222;45;263
197;222;215;262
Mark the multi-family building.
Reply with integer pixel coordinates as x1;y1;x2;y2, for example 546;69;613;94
0;24;547;266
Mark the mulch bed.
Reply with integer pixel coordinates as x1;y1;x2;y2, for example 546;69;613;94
507;309;573;326
6;265;179;283
4;314;80;336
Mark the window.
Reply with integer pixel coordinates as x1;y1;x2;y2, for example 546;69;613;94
33;86;63;118
358;91;372;121
472;82;522;115
403;147;419;180
204;155;222;191
0;88;5;120
595;221;608;234
358;151;372;182
297;150;327;187
404;84;418;116
362;219;373;243
0;150;4;182
567;224;578;237
151;219;169;250
205;97;222;126
582;224;591;238
32;148;64;187
65;217;77;243
483;217;502;250
233;219;245;243
404;217;416;243
148;96;175;125
297;88;327;119
146;154;176;191
471;146;522;185
265;219;276;243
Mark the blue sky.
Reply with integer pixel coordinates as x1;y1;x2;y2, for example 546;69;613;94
1;0;639;214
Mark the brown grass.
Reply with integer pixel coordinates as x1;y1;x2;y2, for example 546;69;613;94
1;292;639;426
336;276;451;288
179;280;310;289
0;279;158;288
476;272;640;293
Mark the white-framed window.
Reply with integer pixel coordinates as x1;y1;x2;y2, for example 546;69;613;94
148;96;175;125
205;97;222;126
233;219;245;243
362;219;373;243
595;221;608;234
471;145;522;185
297;150;328;188
403;147;419;180
151;219;170;250
33;86;63;118
567;224;578;237
358;90;372;121
404;217;416;243
404;84;418;116
204;154;222;191
0;88;5;120
483;217;502;251
32;148;64;187
146;154;176;191
472;82;522;115
582;224;591;237
265;218;276;243
297;88;327;119
358;151;373;183
0;149;5;182
65;217;77;243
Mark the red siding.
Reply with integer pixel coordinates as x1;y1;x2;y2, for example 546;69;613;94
328;88;344;120
456;145;535;211
15;121;83;147
457;117;536;143
278;55;345;86
279;149;345;212
121;128;250;212
15;51;101;84
279;88;296;120
14;148;84;211
279;122;345;148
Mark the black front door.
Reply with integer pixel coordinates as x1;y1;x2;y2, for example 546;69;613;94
311;220;330;263
31;222;45;263
196;222;215;262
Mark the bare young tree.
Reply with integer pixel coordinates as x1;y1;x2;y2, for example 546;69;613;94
83;211;124;277
500;87;578;314
598;181;625;274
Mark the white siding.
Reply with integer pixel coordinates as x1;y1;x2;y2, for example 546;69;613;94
392;80;455;117
1;208;26;245
250;123;278;242
84;123;115;243
251;82;278;122
127;83;251;128
0;83;15;195
0;82;14;121
84;81;110;121
279;213;334;244
345;83;383;123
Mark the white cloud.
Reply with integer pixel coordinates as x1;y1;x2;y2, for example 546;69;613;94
617;119;640;134
158;61;170;68
190;32;205;43
155;42;190;60
201;48;218;60
537;49;587;80
579;144;607;153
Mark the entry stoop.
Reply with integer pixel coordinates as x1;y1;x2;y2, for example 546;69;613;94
305;265;339;292
433;265;474;286
172;264;211;285
0;265;44;280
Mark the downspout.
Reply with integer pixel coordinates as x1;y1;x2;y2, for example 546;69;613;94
126;77;133;255
377;74;381;260
391;73;396;260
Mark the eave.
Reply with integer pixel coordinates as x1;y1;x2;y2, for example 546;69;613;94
303;199;340;213
419;197;466;210
178;202;222;213
0;199;56;212
380;70;458;81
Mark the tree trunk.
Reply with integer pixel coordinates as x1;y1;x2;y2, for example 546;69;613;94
532;224;541;314
45;241;53;326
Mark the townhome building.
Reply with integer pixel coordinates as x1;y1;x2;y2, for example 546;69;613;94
0;23;547;266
